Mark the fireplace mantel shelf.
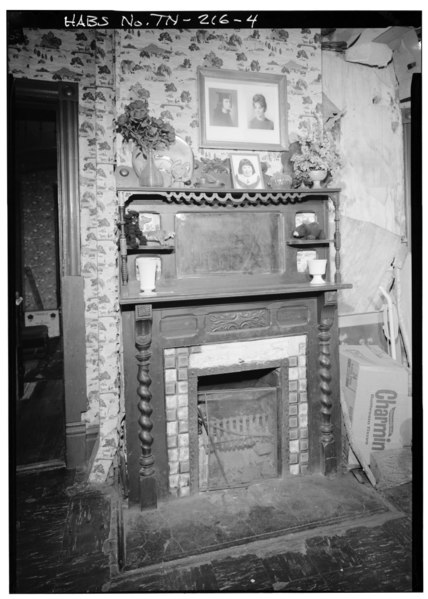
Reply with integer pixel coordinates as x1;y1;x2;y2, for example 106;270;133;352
120;281;352;306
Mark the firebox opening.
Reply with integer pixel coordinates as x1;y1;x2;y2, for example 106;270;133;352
197;368;281;491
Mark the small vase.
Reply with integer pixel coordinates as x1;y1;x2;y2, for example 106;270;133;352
309;169;327;189
136;256;161;293
133;147;164;188
308;259;327;285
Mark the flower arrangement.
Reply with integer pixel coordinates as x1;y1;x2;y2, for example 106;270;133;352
290;117;343;186
115;99;175;156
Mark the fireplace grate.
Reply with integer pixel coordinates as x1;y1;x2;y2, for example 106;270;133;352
198;388;279;490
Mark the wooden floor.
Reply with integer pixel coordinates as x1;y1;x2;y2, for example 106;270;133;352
11;467;420;593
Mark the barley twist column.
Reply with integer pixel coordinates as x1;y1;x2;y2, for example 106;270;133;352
318;292;338;476
135;304;157;509
330;192;341;283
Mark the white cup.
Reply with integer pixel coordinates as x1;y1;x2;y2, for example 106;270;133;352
136;257;160;293
308;259;327;285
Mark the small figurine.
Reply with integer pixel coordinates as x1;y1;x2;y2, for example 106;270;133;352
293;222;325;240
124;210;146;248
145;230;175;246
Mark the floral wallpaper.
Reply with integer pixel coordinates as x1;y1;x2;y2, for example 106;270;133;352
21;170;58;310
115;28;323;176
8;28;121;483
9;25;407;484
9;26;323;483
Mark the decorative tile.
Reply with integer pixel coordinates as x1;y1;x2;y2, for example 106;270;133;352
289;429;299;440
289;453;298;464
179;446;189;461
169;460;179;474
167;435;178;449
179;460;190;474
289;367;299;381
299;414;308;427
289;404;298;416
167;421;178;436
289;356;298;367
164;354;176;369
177;381;188;394
300;439;309;451
299;402;308;415
165;395;177;410
169;474;179;489
178;433;189;448
301;451;309;463
165;382;176;395
289;440;299;453
178;394;188;407
168;448;179;463
177;406;188;421
178;419;189;434
177;354;189;368
165;369;177;383
166;409;177;422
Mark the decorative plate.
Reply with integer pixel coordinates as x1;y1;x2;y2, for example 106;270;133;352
133;136;194;187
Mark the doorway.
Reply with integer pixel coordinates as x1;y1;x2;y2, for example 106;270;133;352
13;86;66;471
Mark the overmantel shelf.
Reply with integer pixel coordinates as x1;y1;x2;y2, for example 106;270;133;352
116;186;343;290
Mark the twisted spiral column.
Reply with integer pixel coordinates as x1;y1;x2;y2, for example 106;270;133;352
318;296;337;476
135;305;157;509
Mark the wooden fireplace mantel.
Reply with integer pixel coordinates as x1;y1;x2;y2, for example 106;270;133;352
117;184;350;509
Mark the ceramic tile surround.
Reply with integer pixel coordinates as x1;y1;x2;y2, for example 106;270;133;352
163;336;308;497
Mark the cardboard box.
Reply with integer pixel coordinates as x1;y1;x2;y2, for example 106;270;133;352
340;344;411;485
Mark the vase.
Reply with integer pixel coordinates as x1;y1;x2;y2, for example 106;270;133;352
136;256;161;293
308;259;327;285
309;169;327;189
133;147;164;188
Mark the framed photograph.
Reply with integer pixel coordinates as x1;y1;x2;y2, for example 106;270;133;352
198;67;288;151
230;153;264;190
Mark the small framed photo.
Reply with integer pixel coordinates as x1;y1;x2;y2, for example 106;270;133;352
198;67;288;151
230;153;264;190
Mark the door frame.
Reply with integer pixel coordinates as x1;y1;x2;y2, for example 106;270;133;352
11;78;89;469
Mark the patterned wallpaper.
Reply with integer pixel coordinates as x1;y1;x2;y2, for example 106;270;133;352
8;28;121;481
10;26;406;483
115;28;323;175
9;26;323;482
21;170;58;310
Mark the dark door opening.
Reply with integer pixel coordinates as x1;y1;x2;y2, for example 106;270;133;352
13;90;65;471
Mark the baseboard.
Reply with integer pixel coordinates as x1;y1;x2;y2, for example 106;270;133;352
65;421;99;470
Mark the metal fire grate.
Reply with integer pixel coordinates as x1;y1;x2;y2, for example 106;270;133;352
198;388;278;490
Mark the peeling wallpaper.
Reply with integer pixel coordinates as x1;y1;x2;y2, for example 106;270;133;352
9;27;406;482
322;52;406;313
